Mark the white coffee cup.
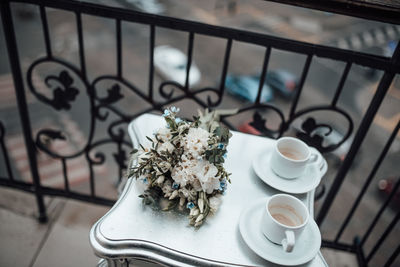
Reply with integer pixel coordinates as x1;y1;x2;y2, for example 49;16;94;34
270;137;322;179
261;194;309;252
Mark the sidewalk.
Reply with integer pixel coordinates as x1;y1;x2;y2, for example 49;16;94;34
0;187;158;267
0;186;357;267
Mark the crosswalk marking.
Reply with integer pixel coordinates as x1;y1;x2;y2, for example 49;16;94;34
337;38;349;49
361;31;374;47
372;28;386;45
385;26;397;39
350;35;362;50
331;25;399;52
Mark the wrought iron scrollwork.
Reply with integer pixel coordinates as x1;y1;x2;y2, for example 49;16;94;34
44;70;79;110
36;129;66;155
98;84;124;105
296;118;333;152
249;111;277;138
113;128;128;171
159;81;222;108
289;106;354;154
28;68;80;111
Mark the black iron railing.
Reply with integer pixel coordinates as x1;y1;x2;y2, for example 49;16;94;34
0;0;399;266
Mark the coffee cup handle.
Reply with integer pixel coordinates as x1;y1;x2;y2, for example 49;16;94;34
308;151;325;172
282;230;295;252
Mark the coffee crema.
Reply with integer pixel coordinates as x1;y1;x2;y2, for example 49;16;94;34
272;213;297;227
269;204;303;227
279;149;304;160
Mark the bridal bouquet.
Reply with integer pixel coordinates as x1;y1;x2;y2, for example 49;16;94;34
128;107;234;227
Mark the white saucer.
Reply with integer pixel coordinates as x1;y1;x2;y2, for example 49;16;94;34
239;198;321;266
252;148;327;194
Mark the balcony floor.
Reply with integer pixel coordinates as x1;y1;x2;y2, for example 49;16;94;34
0;186;357;267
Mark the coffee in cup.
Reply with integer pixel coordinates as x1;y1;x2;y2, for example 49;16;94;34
270;137;322;179
261;194;309;252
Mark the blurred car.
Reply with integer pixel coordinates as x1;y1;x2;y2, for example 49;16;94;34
265;70;298;99
154;45;201;86
225;74;273;103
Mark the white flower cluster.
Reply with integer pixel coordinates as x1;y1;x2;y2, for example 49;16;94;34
129;107;233;227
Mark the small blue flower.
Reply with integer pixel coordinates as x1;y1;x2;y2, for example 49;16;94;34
219;179;227;191
170;106;180;113
172;182;179;189
186;202;195;209
143;178;148;184
218;143;224;149
175;117;183;124
162;109;170;117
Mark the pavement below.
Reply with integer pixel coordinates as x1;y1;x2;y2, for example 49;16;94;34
0;186;358;267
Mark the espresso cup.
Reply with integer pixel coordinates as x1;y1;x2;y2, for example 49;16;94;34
270;137;321;179
261;194;309;252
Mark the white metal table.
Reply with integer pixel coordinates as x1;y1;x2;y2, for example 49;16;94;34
89;114;328;266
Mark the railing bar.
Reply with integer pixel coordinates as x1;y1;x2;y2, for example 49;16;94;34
116;19;122;77
360;178;400;246
0;177;116;206
117;141;123;184
384;244;400;267
1;143;14;181
39;5;52;57
289;54;312;119
316;43;400;226
334;121;400;242
75;12;86;77
331;61;352;107
185;32;194;91
148;24;155;101
366;210;400;262
86;155;95;197
0;123;14;181
321;240;357;252
61;158;70;192
1;1;47;222
355;242;367;267
41;185;115;205
218;39;232;96
255;46;271;104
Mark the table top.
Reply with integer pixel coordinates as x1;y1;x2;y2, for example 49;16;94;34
90;114;328;267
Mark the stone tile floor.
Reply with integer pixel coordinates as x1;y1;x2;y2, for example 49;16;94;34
0;187;357;267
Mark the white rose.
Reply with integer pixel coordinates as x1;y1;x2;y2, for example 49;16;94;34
156;127;172;142
171;165;189;187
183;127;210;156
192;160;220;194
